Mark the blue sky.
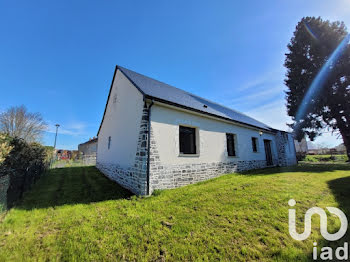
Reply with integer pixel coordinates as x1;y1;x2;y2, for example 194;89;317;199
1;0;349;149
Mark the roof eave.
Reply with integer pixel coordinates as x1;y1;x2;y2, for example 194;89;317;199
144;95;274;133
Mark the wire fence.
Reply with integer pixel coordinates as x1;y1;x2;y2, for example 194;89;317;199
50;155;96;169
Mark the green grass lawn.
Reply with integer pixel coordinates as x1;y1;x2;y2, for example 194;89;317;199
0;164;349;261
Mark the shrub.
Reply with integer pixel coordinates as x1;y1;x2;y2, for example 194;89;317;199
0;134;12;164
304;155;318;162
0;134;51;209
44;146;55;164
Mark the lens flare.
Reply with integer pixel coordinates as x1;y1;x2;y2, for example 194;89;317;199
303;22;318;41
295;34;350;128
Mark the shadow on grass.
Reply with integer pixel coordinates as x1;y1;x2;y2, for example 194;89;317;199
241;163;350;176
305;176;350;258
328;176;350;245
16;166;133;210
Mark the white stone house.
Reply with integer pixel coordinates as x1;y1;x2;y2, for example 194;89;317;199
96;66;297;195
78;137;98;165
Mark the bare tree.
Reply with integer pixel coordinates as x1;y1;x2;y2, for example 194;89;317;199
0;106;47;143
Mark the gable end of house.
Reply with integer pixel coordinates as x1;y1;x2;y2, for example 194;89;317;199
97;66;147;136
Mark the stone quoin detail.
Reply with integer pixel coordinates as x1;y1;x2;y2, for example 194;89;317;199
97;106;149;195
275;131;297;167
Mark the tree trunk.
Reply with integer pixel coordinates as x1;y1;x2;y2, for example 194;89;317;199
338;126;350;162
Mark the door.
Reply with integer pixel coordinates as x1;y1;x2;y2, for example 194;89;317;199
264;140;273;166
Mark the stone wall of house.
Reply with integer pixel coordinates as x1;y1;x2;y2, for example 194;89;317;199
275;131;297;167
0;175;10;212
275;131;288;166
149;160;271;192
96;106;149;195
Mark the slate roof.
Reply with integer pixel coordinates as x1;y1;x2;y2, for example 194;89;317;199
117;66;273;131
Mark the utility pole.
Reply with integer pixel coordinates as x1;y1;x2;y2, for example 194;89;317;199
50;124;60;168
53;124;60;149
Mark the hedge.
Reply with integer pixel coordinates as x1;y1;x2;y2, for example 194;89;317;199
304;154;348;163
0;134;53;211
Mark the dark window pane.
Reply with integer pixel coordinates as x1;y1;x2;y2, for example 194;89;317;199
179;126;196;154
226;133;236;156
252;137;258;152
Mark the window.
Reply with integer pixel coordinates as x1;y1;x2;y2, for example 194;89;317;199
252;137;258;152
179;126;196;154
108;136;111;150
226;133;236;156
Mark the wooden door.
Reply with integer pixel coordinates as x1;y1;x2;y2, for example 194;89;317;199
264;140;273;166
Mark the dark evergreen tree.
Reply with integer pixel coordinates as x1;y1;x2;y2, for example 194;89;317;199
285;17;350;160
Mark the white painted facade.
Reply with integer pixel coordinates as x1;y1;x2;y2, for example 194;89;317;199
97;70;144;168
151;103;278;165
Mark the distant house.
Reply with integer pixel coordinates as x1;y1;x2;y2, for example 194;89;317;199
308;148;331;155
335;143;346;154
96;66;297;195
78;137;98;165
